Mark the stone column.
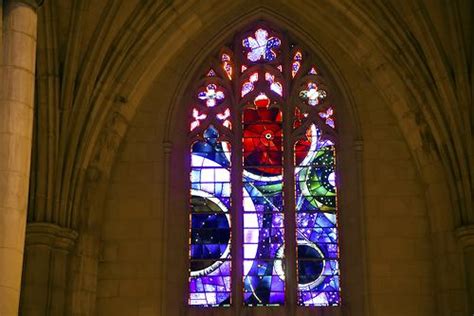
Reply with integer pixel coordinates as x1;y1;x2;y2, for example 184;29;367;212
0;1;41;314
20;223;78;316
456;225;474;314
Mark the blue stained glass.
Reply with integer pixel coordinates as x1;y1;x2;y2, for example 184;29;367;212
297;212;336;227
298;260;324;284
189;127;232;307
198;84;225;107
192;214;229;229
296;141;336;212
242;82;254;97
295;125;340;306
292;51;302;78
242;28;281;62
265;73;283;96
242;104;285;306
189;27;341;308
191;228;230;246
191;144;230;168
191;244;228;260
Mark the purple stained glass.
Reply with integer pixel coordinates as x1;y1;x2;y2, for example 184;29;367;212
188;26;341;308
294;125;340;306
198;84;225;107
292;51;302;78
222;54;233;80
242;28;281;62
207;69;217;77
319;107;335;128
265;72;283;96
241;72;258;97
189;126;232;307
242;97;285;306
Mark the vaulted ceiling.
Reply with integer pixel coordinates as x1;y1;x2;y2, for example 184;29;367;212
29;0;472;235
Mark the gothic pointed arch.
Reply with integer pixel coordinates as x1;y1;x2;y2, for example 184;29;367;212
184;21;348;309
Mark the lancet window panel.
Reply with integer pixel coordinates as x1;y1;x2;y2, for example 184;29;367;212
187;23;340;308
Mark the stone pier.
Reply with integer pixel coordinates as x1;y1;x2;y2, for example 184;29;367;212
0;1;41;314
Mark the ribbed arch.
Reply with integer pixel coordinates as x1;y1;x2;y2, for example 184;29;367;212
52;2;468;315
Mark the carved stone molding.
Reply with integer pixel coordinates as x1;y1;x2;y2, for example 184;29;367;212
11;0;44;9
353;139;364;152
25;222;78;252
21;223;78;315
456;225;474;250
163;141;173;154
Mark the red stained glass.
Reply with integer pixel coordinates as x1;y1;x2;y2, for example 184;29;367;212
243;106;282;176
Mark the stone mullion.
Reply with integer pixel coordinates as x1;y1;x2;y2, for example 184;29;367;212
231;35;244;314
0;1;41;314
282;34;297;313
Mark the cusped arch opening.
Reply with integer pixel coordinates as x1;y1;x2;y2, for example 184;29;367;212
163;17;367;315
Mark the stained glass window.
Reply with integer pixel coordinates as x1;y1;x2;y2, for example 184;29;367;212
189;126;232;306
187;24;340;308
242;93;285;306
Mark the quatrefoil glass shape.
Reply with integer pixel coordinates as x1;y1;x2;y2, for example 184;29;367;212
198;84;225;107
299;83;327;106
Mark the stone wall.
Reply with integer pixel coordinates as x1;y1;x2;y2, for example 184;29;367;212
95;46;437;315
15;1;471;315
96;95;164;315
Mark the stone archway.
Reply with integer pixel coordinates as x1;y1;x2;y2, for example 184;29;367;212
20;1;470;315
